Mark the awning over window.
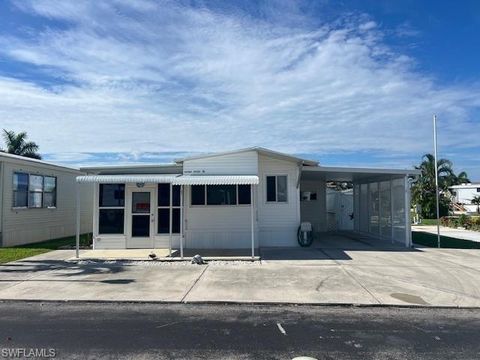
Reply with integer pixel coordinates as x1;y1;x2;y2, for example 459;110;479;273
76;174;259;185
174;175;259;185
76;174;180;184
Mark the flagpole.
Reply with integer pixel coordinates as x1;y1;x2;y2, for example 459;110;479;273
433;115;441;248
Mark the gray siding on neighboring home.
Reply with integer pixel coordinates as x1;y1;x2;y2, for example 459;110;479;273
0;162;3;246
0;155;93;247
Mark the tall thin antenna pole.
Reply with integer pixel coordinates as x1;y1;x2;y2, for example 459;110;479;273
433;115;441;248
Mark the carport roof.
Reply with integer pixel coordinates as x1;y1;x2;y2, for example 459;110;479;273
301;166;420;183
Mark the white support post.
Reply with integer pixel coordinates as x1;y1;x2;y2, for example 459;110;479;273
378;181;382;239
250;185;255;259
180;185;184;259
92;184;97;250
404;176;411;247
433;114;441;248
367;183;371;235
75;182;80;258
169;183;173;257
390;178;394;244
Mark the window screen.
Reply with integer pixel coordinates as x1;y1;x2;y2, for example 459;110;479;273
207;185;236;205
98;183;125;234
158;208;180;234
266;175;287;202
28;175;43;208
276;176;287;202
191;185;206;205
266;176;276;202
238;185;251;205
99;209;124;234
13;173;28;207
99;184;125;207
43;177;56;207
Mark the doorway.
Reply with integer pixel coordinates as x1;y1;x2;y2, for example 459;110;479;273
127;187;155;248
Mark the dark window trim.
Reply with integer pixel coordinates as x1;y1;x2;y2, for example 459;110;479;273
12;172;29;208
12;172;58;209
158;183;181;235
190;184;251;206
98;183;125;235
43;176;57;208
266;175;288;203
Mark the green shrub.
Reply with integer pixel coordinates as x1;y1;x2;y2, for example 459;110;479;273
458;214;472;229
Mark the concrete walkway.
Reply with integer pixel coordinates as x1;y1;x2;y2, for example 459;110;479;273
1;234;480;307
413;225;480;243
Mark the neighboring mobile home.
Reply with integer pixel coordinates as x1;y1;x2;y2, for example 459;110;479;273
0;152;92;247
77;147;418;255
449;183;480;214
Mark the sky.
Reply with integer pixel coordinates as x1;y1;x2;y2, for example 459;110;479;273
0;0;479;178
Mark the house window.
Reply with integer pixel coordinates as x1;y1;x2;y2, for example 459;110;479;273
98;184;125;234
207;185;236;205
12;173;57;208
477;188;480;192
191;185;205;205
266;175;287;202
28;175;43;208
158;184;181;234
238;185;251;205
13;172;28;207
190;185;251;206
43;176;57;208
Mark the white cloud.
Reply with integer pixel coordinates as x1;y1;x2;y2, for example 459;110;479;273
0;0;479;171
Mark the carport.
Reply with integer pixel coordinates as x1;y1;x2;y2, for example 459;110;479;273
300;166;420;247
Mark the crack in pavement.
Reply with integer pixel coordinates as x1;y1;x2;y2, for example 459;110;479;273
181;264;209;303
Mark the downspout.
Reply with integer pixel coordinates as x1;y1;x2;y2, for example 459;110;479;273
297;161;304;225
296;161;304;189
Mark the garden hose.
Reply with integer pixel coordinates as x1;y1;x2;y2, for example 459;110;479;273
297;225;314;247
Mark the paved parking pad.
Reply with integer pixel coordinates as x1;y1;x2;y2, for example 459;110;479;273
1;235;480;307
183;263;377;304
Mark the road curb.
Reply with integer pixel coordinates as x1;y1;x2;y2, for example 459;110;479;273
1;298;479;310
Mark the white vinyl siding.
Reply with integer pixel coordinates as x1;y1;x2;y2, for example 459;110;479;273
257;155;300;247
183;185;254;249
299;179;327;233
183;151;258;175
0;157;93;247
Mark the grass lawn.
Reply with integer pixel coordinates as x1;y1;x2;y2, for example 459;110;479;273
412;231;480;249
416;219;439;226
0;234;91;264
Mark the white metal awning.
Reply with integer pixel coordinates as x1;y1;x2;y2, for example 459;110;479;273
76;174;180;184
76;174;259;185
174;175;258;185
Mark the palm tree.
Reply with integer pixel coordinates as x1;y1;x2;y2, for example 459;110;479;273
1;129;42;159
447;170;471;187
472;196;480;214
411;154;454;218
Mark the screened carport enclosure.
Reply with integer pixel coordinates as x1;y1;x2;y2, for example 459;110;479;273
300;166;417;247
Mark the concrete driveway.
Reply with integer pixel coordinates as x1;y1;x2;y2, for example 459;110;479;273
1;234;480;307
413;225;480;242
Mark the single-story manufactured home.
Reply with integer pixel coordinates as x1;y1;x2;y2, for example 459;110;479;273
76;147;418;256
449;183;480;214
0;152;92;247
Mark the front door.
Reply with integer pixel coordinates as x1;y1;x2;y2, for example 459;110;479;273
127;188;155;248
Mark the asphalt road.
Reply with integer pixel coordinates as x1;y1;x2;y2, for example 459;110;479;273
0;302;479;359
